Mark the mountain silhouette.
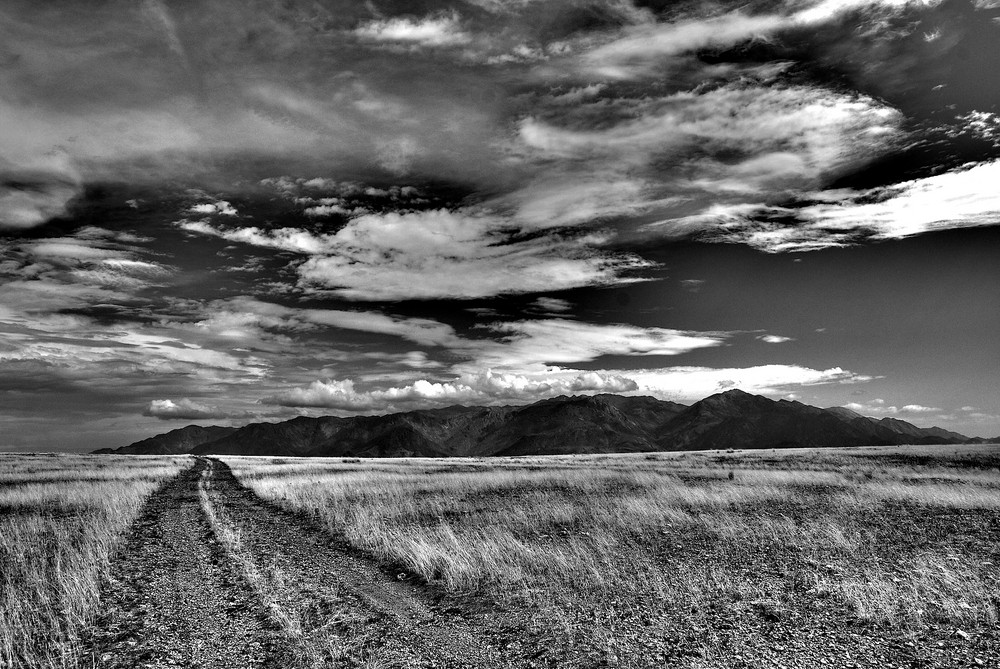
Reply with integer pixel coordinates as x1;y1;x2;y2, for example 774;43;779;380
96;390;973;457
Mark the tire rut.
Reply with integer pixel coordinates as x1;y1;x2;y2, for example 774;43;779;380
204;458;533;669
80;460;285;669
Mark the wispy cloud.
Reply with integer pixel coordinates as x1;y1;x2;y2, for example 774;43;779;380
529;297;573;314
192;297;462;348
180;210;652;300
842;398;944;416
684;160;1000;251
466;319;727;370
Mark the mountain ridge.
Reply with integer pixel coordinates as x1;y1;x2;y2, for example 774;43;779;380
95;390;978;457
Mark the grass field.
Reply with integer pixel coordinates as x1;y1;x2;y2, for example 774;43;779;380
2;445;998;668
225;444;1000;665
0;453;188;669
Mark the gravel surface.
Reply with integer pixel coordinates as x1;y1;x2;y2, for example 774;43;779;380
80;460;286;669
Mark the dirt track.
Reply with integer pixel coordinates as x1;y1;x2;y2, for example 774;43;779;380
81;461;283;668
81;459;530;668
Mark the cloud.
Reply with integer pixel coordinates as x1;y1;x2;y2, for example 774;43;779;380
266;362;874;412
266;368;639;410
758;334;795;343
191;299;729;372
468;319;727;369
189;200;238;216
529;297;573;313
304;204;351;217
568;13;788;80
680;279;705;292
7;234;174;292
551;0;941;82
180;210;652;300
506;83;902;237
139;0;187;60
143;398;231;420
842;399;944;415
629;364;875;399
791;0;943;26
354;12;472;48
0;154;82;230
687;160;1000;251
193;296;462;347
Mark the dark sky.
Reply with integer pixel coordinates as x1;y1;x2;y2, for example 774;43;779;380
1;0;998;451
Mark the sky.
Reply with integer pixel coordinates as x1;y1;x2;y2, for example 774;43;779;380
1;0;998;452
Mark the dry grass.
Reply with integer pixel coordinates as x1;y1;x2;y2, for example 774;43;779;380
0;453;187;669
225;445;1000;660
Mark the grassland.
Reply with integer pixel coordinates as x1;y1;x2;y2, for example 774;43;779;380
0;453;188;669
225;444;1000;667
2;445;997;668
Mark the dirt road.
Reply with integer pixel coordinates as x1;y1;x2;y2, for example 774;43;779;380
81;459;530;668
81;460;283;668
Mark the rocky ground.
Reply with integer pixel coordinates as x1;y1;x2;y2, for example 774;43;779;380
79;457;1000;668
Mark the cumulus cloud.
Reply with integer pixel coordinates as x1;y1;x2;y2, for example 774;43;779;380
144;398;228;420
266;368;639;410
189;201;238;216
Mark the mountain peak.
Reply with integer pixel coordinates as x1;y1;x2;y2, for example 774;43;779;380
716;388;753;398
696;388;767;407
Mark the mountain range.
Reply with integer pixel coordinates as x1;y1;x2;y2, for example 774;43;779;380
94;389;989;458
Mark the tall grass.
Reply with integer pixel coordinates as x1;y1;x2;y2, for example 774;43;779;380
0;454;187;669
225;445;1000;660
